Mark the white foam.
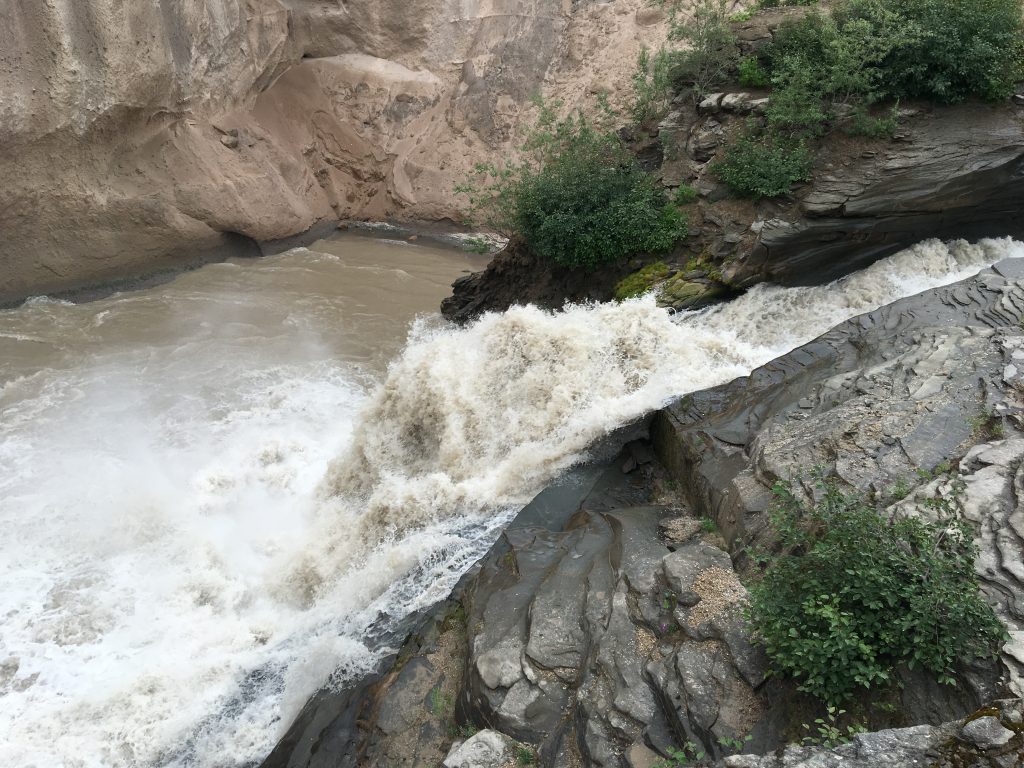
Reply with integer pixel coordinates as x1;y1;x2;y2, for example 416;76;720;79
0;237;1021;767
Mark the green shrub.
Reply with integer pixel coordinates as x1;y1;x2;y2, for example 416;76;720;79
673;184;699;205
866;0;1024;102
843;105;898;138
712;133;812;198
630;46;675;126
768;0;1024;106
747;477;1007;705
737;56;770;88
457;100;688;270
765;55;830;136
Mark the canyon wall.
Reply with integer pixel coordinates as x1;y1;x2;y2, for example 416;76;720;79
0;0;675;303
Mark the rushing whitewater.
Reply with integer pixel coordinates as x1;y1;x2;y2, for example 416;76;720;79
1;237;1021;767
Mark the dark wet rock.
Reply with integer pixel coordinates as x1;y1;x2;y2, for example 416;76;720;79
440;238;635;323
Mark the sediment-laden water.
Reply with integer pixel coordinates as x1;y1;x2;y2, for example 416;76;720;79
1;235;1021;767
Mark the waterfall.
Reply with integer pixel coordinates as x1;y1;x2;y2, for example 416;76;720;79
0;237;1021;767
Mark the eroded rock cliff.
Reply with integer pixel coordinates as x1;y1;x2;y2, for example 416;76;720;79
0;0;674;303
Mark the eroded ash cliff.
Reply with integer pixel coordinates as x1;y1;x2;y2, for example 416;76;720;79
0;0;677;303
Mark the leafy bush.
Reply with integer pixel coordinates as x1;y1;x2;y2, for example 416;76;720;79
894;0;1023;102
747;477;1007;705
457;100;688;270
712;133;812;198
673;184;699;205
737;56;770;88
766;2;912;132
769;0;1024;105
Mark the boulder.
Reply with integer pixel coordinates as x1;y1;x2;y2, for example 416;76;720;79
443;730;516;768
960;716;1014;750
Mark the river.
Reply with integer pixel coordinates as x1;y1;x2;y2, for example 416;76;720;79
1;233;1021;767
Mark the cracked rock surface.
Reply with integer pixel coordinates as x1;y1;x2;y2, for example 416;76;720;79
654;258;1024;701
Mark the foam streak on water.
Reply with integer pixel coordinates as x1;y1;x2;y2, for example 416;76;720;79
0;237;1021;767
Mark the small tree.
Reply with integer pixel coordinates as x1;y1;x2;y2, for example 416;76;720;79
629;46;675;127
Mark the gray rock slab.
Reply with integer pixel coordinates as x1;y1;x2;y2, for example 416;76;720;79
960;716;1014;750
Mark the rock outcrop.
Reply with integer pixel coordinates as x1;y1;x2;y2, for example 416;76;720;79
442;4;1024;323
1;0;676;304
725;699;1023;768
653;257;1024;698
728;103;1024;287
440;238;640;323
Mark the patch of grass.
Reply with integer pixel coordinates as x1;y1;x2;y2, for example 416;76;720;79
428;686;453;717
969;409;1004;441
516;746;536;765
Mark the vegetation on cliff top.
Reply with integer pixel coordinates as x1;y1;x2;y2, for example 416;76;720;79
456;99;688;270
635;0;1024;199
747;475;1007;705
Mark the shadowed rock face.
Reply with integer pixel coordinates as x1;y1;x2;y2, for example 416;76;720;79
0;0;674;304
440;238;638;324
732;105;1024;287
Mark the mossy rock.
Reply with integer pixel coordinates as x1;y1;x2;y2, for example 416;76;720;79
614;261;672;301
657;274;730;311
